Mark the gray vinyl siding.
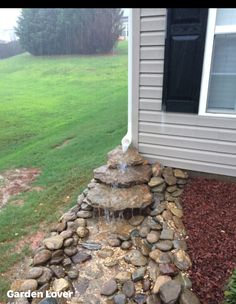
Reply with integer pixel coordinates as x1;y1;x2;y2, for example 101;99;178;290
133;8;236;177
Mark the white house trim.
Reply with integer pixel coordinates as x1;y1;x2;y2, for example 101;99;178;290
199;8;236;118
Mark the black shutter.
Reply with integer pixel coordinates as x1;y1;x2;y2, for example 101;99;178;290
163;9;208;113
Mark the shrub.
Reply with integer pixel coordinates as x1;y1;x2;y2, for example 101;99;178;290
0;40;24;59
15;9;124;56
224;269;236;304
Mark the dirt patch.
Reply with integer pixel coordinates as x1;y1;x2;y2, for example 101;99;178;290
0;168;41;209
181;177;236;304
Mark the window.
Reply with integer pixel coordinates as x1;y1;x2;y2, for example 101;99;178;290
199;9;236;116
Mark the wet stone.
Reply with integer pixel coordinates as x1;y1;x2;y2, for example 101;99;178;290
60;229;74;239
37;267;53;285
94;164;152;187
87;183;153;211
179;288;200;304
26;267;43;279
100;279;118;296
63;238;74;248
139;226;151;238
71;251;92;264
130;229;140;238
147;294;161;304
160;229;174;240
148;177;164;188
43;235;64;250
76;227;89;238
142;278;151;292
154;240;173;251
159;280;181;304
33;250;52;266
129;215;145;226
132;237;151;256
121;241;132;250
50;265;65;278
173;249;192;271
97;248;114;259
64;246;77;257
151;183;166;193
124;249;148;266
115;271;132;283
81;241;101;250
146;231;160;244
173;272;192;289
134;294;147;304
67;270;79;280
113;294;126;304
76;210;93;218
122;280;135;298
173;240;187;251
108;237;121;247
132;266;146;282
52;278;69;292
152;275;172;294
107;145;145;168
159;264;178;277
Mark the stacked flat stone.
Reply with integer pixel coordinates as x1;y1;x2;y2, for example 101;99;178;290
9;146;201;304
86;145;153;211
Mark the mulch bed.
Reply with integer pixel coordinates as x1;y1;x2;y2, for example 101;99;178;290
181;177;236;304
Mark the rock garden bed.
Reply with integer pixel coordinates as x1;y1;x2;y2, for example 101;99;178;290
9;146;226;304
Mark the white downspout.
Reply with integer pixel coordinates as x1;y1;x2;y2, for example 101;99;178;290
121;8;132;153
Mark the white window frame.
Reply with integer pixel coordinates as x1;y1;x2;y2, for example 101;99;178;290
199;8;236;117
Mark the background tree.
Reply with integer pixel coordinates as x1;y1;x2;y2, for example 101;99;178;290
15;8;124;56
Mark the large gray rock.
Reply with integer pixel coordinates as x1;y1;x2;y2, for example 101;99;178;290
93;164;152;187
86;183;153;211
179;289;200;304
107;145;145;168
159;280;181;304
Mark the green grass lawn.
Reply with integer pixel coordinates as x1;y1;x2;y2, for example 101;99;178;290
0;41;128;300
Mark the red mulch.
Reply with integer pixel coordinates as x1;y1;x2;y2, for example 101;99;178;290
181;177;236;304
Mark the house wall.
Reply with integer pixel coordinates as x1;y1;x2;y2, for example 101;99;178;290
132;8;236;177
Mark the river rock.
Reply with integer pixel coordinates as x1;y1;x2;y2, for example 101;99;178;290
107;145;145;168
147;294;161;304
159;264;178;276
11;279;38;292
50;265;65;278
154;240;173;251
173;250;192;271
159;280;181;304
67;270;79;279
26;267;43;279
147;231;160;244
94;164;152;187
139;226;151;238
76;210;93;218
115;271;132;283
142;278;151;292
122;280;135;298
37;267;53;285
33;250;52;266
124;249;148;266
173;169;188;179
52;278;69;292
173;272;192;289
132;267;146;282
152;276;172;294
108;237;121;247
87;183;152;211
173;240;187;251
81;241;101;250
49;249;64;265
64;246;77;256
152;162;162;177
71;251;92;264
134;294;147;304
43;235;64;250
74;218;87;228
121;241;132;250
97;248;114;258
147;260;160;281
113;294;126;304
101;279;118;296
63;238;74;247
151;183;166;193
129;215;145;226
56;221;67;233
148;177;164;187
160;229;174;240
76;227;89;238
179;289;200;304
149;249;172;264
60;229;74;239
